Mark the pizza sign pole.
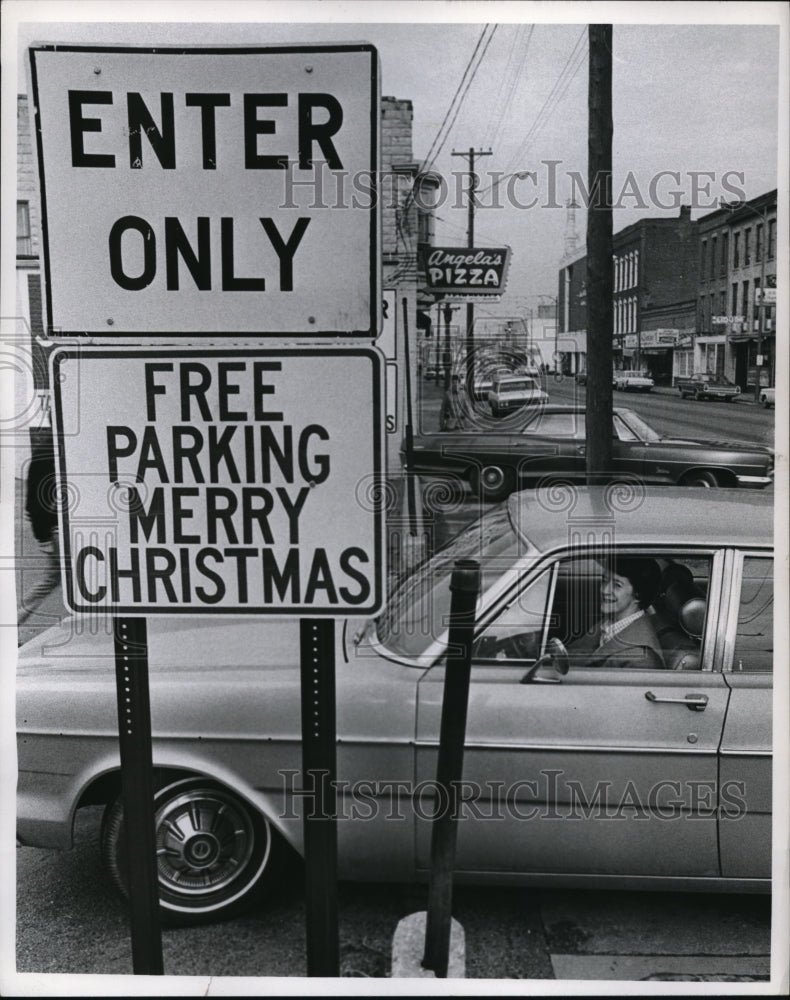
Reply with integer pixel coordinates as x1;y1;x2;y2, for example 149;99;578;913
33;43;382;978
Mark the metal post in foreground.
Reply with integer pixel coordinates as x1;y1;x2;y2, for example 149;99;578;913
299;617;340;977
112;616;164;976
422;559;481;978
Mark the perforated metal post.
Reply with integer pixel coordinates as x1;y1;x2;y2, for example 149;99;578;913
422;559;481;978
112;616;163;975
300;617;339;977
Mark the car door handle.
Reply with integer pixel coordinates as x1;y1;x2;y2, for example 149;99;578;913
576;446;586;455
645;691;709;712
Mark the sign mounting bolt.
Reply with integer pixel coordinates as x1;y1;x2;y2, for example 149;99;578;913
106;318;114;326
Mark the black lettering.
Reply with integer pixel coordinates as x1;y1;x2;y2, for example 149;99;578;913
165;217;211;290
244;93;289;169
206;487;238;544
128;486;166;543
172;427;205;483
259;425;293;482
109;216;156;290
180;362;213;421
127;92;176;169
339;547;371;604
109;546;142;602
195;548;225;604
221;217;266;291
298;93;343;169
304;547;338;603
144;363;173;421
69;90;114;168
145;548;178;602
224;547;257;603
253;362;283;421
262;547;299;602
136;426;169;482
217;362;247;421
298;424;330;483
277;486;310;544
75;546;106;602
106;426;137;483
185;92;231;169
172;487;201;543
241;488;275;544
259;217;310;291
208;425;240;483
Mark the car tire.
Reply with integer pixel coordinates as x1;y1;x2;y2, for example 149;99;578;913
694;389;705;401
761;396;771;409
471;464;515;502
680;470;719;488
101;776;278;925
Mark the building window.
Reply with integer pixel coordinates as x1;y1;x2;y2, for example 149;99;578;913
633;249;639;286
742;280;749;319
755;223;763;263
699;295;706;330
676;350;693;378
719;290;727;315
17;201;32;256
710;236;717;279
733;231;740;269
744;228;751;266
721;232;728;276
768;219;776;260
700;240;707;278
732;282;738;316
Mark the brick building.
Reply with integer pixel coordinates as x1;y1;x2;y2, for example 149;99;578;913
558;205;699;384
696;190;777;391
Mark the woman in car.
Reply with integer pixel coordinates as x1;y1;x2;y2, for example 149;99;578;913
569;557;667;669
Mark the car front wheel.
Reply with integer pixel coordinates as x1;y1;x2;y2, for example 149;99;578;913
101;776;277;925
471;464;515;501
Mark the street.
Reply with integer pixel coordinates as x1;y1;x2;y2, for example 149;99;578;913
16;806;771;980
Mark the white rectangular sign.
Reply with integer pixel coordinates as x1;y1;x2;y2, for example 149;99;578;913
52;347;385;614
29;44;380;337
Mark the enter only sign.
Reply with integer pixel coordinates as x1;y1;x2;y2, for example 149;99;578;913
28;45;380;337
52;348;385;615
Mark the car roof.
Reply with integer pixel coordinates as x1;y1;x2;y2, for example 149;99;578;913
507;486;772;551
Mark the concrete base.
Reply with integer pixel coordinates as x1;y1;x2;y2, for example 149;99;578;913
391;911;466;979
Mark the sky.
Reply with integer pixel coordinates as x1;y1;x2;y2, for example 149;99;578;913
2;0;788;316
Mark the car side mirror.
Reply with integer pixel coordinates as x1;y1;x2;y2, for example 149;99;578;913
519;637;570;684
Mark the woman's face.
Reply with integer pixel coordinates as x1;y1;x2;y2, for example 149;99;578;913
601;570;640;621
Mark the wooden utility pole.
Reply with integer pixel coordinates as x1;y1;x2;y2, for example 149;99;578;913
585;25;614;484
452;148;492;389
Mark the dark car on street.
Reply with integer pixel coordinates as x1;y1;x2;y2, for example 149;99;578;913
407;405;774;500
676;372;741;401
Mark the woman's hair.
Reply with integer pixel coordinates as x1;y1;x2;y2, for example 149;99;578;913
608;557;662;609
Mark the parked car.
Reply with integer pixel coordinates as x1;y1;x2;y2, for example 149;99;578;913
16;488;773;923
676;372;741;401
472;364;509;400
408;405;773;501
488;375;549;416
423;364;441;381
760;387;775;409
614;370;654;392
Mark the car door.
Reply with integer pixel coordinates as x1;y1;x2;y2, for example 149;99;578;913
718;549;773;880
514;411;587;481
414;549;731;880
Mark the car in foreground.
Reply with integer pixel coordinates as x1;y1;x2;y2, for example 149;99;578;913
408;405;773;501
676;372;741;401
488;375;549;416
16;488;773;923
760;387;775;409
614;370;654;392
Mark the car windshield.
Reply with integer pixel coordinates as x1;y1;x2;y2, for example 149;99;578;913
375;505;523;657
615;409;662;442
499;379;536;392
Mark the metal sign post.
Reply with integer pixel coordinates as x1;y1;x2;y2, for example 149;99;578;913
422;559;481;978
112;617;163;975
300;618;339;976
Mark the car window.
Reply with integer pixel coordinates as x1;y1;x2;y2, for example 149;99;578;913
549;552;713;671
522;412;583;437
732;556;773;672
472;568;552;662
